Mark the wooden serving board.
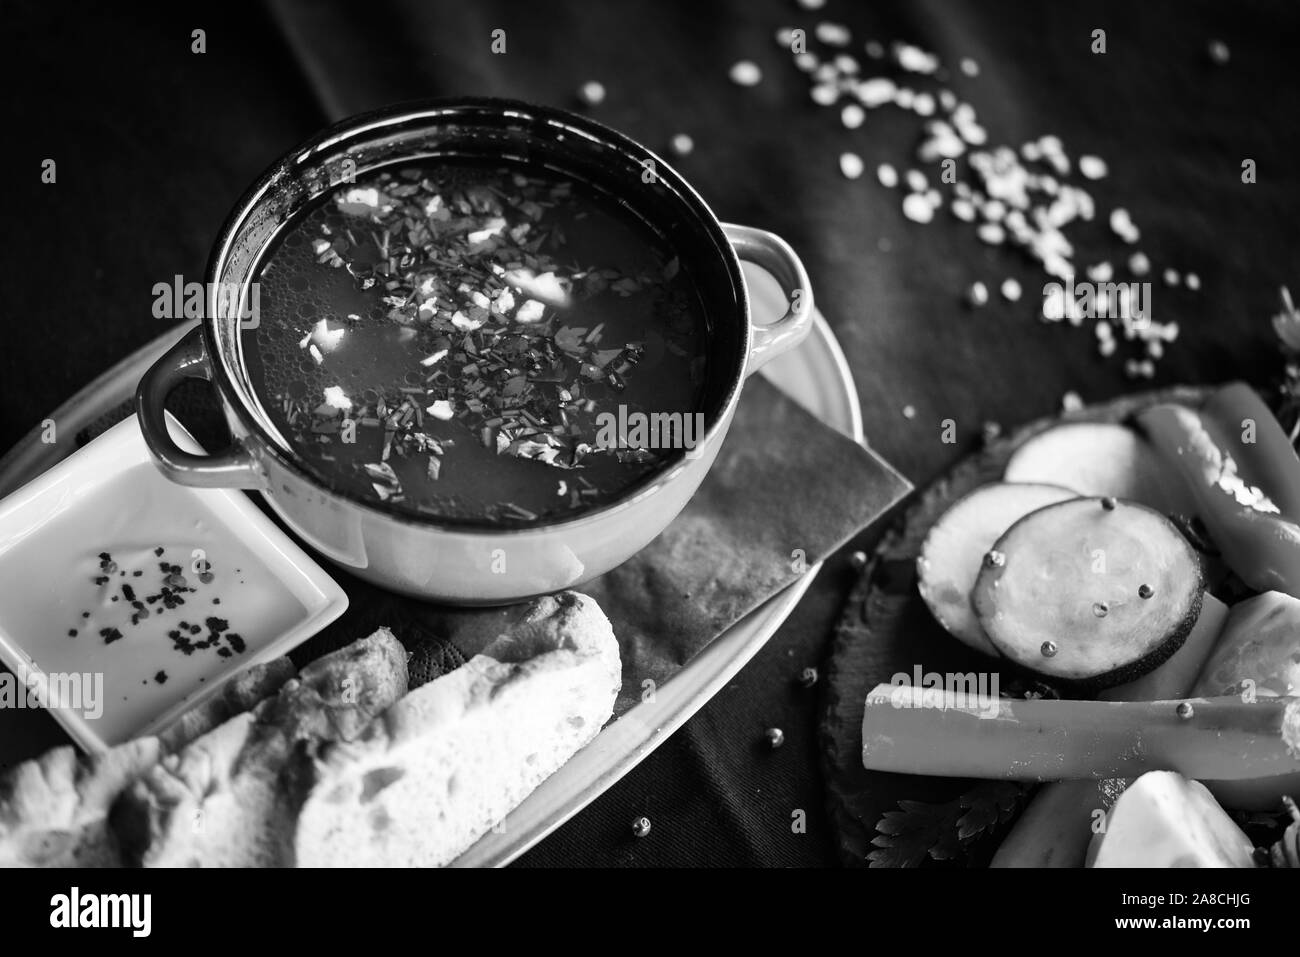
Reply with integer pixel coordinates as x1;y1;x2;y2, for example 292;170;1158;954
819;386;1210;867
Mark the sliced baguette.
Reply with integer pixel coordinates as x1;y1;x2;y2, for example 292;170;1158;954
0;656;295;867
295;592;620;867
0;737;160;867
117;628;408;867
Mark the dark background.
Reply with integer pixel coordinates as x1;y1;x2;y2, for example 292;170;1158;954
2;0;1298;866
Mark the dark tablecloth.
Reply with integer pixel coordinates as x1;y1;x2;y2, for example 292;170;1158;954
2;0;1297;866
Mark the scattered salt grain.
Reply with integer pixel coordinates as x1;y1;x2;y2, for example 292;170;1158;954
841;103;865;129
1125;358;1156;380
794;52;819;72
951;198;976;222
893;87;915;110
905;169;928;192
977;222;1006;245
811;84;839;106
834;54;860;75
855;77;896;107
670;134;694;157
578;81;606;106
1001;278;1022;302
960;57;979;77
902;192;935;223
1099;338;1117;357
1061;391;1084;413
876;163;899;188
912;92;936;116
864;40;884;59
1078;155;1108;180
1208;40;1230;65
840;152;865;180
967;281;989;307
815;21;852;47
730;61;762;86
1162;268;1180;287
1109;207;1140;244
1185;272;1201;291
894;43;939;74
902;404;917;419
1127;252;1150;276
918;121;965;161
1086;261;1114;282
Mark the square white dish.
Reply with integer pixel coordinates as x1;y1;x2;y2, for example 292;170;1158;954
0;413;348;753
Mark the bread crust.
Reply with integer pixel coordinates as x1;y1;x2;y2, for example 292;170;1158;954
296;592;620;867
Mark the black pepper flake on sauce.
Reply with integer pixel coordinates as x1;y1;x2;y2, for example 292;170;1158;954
72;547;247;665
154;671;168;685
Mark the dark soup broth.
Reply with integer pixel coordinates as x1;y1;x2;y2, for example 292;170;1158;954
242;160;710;525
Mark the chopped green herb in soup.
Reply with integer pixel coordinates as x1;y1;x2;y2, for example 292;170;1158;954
243;161;709;524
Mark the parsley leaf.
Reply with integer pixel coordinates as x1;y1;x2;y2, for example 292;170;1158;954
868;782;1027;868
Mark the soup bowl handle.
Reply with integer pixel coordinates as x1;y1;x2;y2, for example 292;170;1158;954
136;325;262;489
723;223;815;376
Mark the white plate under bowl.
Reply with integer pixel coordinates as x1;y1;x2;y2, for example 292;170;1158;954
0;415;349;752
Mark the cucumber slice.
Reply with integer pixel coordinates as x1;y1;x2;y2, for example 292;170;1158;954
917;482;1077;656
972;497;1204;689
1003;422;1195;516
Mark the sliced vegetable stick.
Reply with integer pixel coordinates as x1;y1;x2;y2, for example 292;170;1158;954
992;594;1229;867
861;684;1300;781
988;779;1109;868
1201;383;1300;522
1137;403;1300;599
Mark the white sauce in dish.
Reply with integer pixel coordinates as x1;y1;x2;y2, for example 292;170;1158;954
0;463;307;745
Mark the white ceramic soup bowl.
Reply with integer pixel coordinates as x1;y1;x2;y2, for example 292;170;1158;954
137;99;813;604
